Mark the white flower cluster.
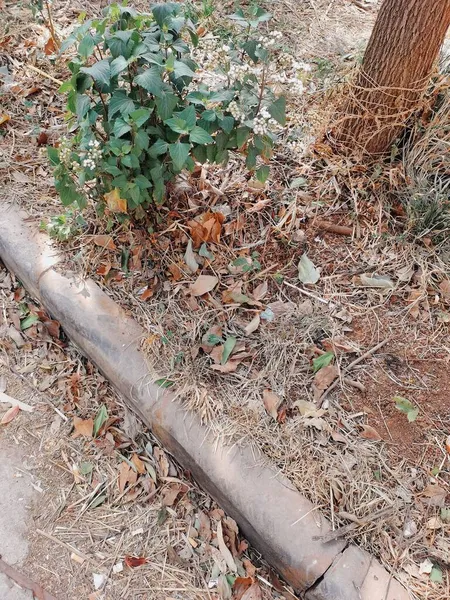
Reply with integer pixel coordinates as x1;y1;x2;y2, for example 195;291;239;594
253;106;278;135
59;136;72;166
228;62;258;84
228;100;246;122
264;30;282;47
286;139;305;156
81;139;102;170
194;36;231;71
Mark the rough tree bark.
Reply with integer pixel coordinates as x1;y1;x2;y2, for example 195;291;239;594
334;0;450;156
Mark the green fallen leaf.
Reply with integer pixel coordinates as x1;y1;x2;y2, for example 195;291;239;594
79;461;93;476
440;507;450;523
155;378;174;388
93;404;108;437
89;493;107;509
430;566;443;584
313;352;334;373
199;243;215;260
394;396;419;422
221;336;237;365
206;334;223;346
20;314;39;330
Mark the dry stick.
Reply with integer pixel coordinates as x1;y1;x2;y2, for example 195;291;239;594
313;507;393;543
318;338;389;407
0;557;58;600
315;220;354;236
36;529;90;562
283;280;338;309
26;64;63;86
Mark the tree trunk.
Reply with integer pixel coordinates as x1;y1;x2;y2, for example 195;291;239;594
334;0;450;156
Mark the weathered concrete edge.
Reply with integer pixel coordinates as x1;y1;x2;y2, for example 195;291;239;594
0;203;411;599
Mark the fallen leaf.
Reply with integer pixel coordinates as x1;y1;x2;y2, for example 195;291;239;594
36;131;48;146
131;454;146;474
446;434;450;454
168;262;182;281
252;281;268;301
430;566;443;584
104;188;127;213
217;521;237;572
1;405;20;425
312;352;334;373
72;416;93;439
313;365;338;391
426;516;442;530
244;314;260;335
0;114;10;126
298;253;320;284
419;558;433;574
44;36;57;55
232;577;253;600
294;399;325;417
22;86;41;97
92;235;116;250
422;484;446;507
211;360;242;373
221;336;237;365
439;279;450;300
394;396;419;422
359;274;394;289
241;583;262;600
263;389;281;420
190;274;219;296
198;510;211;542
360;424;382;441
321;337;359;354
124;556;148;568
42;318;60;339
162;483;185;506
118;461;138;493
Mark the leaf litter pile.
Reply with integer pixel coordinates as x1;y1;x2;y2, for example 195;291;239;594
0;265;287;599
1;1;450;599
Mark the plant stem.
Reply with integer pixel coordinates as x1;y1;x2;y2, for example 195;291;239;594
255;65;266;115
44;0;60;48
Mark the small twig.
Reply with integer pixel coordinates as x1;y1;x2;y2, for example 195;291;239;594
43;0;60;47
313;507;393;543
0;557;57;600
36;529;90;562
283;280;338;309
318;339;388;406
315;220;353;236
26;64;63;85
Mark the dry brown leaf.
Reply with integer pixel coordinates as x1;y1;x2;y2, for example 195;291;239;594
154;446;169;477
44;36;57;55
232;577;253;600
244;314;260;335
294;399;325;418
1;405;20;425
190;274;219;297
262;389;281;420
0;114;10;126
241;583;262;600
72;416;93;438
118;461;138;493
124;556;148;568
168;263;182;281
252;281;268;301
184;240;199;273
426;517;442;530
360;424;382;441
247;198;271;213
446;434;450;454
92;235;116;251
439;279;450;301
422;484;446;507
131;454;146;474
313;365;338;391
217;521;237;572
198;510;211;542
162;483;185;506
211;360;241;373
104;188;127;213
321;337;359;354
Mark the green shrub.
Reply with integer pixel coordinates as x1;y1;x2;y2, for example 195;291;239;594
49;2;286;217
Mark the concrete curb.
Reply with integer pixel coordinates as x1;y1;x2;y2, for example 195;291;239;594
0;203;411;599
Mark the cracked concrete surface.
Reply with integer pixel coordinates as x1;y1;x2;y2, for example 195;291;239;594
0;440;35;599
